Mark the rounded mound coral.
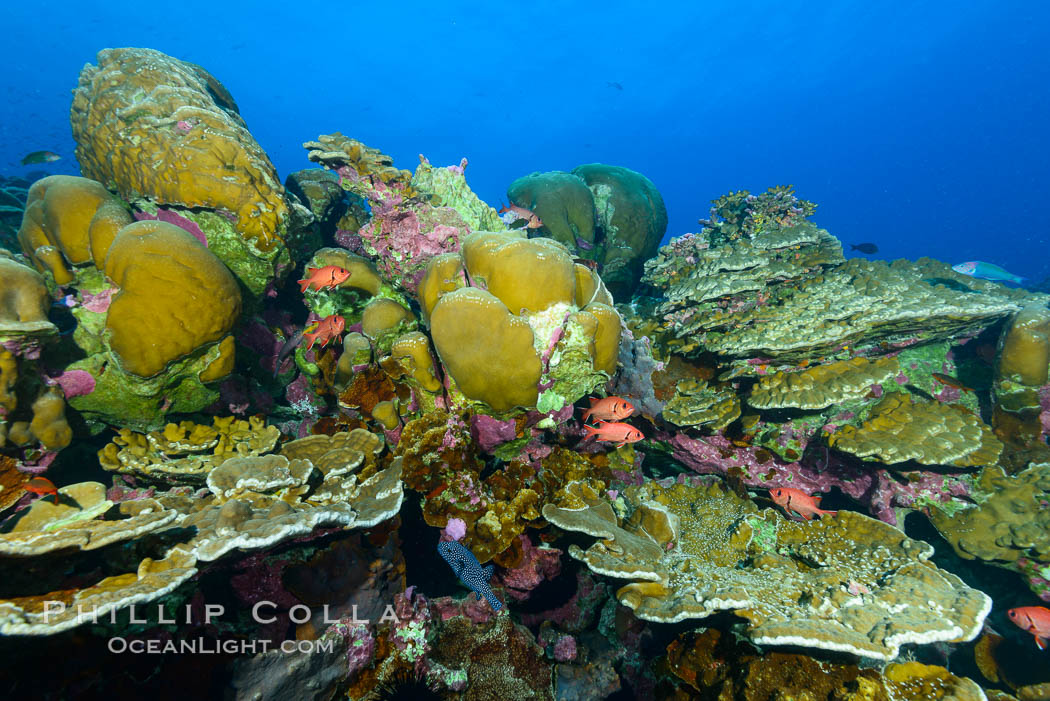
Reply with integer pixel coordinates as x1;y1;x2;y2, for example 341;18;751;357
430;287;542;412
103;220;242;377
0;253;56;341
506;164;667;299
419;231;621;414
507;171;597;251
16;175;132;285
71;48;287;253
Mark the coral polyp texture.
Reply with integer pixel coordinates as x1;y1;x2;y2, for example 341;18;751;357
2;426;402;636
828;392;1002;467
71;48;287;253
749;356;901;410
103;220;242;377
420;230;619;414
544;478;991;661
929;462;1050;598
643;187;1031;364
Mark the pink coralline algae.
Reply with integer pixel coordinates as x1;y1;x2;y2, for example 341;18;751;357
553;635;577;662
105;484;156;503
934;384;962;403
351;207;466;295
447;157;468;175
496;535;562;601
469;414;518;453
134;208;208;247
52;369;95;398
2;339;41;360
80;287;117;313
430;594;498;626
329;622;375;682
521;571;609;633
669;432;972;525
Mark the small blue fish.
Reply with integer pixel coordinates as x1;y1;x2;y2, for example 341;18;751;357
437;540;503;612
952;261;1025;285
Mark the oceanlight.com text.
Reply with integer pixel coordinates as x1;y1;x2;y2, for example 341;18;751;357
107;637;336;655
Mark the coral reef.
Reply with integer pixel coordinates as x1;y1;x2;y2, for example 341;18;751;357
660;628;986;700
507;164;667;299
544;478;990;661
305;135;502;295
5;55;1047;698
422;230;619;414
929;462;1050;598
71;48;290;283
829;392;1002;467
644;216;1027;363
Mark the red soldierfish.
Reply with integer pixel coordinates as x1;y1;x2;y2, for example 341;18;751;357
25;476;59;503
931;373;974;392
582;396;636;423
770;487;836;521
302;315;346;350
499;204;543;229
583;421;643;448
1008;606;1050;650
298;265;351;293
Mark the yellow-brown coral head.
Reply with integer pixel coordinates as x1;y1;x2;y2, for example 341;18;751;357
430;287;542;412
16;175;132;284
998;304;1050;387
0;254;56;340
71;48;287;252
461;231;577;313
103;221;241;377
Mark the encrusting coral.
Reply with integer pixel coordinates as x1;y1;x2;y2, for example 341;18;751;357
643;187;1032;365
928;462;1050;596
304;135;503;296
98;416;281;484
749;356;901;410
661;379;741;430
661;628;987;700
5;55;1044;696
2;428;403;636
828;392;1002;467
543;477;991;661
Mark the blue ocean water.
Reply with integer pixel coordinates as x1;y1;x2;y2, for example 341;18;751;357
3;1;1048;281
